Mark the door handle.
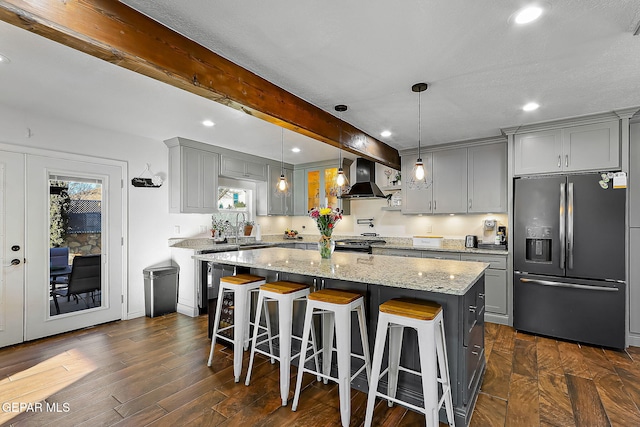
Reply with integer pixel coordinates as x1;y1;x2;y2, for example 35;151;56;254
559;183;566;269
567;182;574;269
519;278;617;292
4;259;21;267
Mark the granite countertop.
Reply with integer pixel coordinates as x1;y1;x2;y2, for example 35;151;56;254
170;235;508;255
193;247;489;295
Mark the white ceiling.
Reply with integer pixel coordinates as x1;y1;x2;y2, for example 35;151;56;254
1;1;640;165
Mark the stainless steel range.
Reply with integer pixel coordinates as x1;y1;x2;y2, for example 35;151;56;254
334;238;386;254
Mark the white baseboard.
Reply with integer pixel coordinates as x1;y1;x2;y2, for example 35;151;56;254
126;310;145;320
177;303;198;317
628;333;640;348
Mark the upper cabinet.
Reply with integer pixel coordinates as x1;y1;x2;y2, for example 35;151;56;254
401;153;433;214
432;148;468;214
467;142;507;213
514;121;620;176
401;141;507;215
165;139;219;214
220;154;268;181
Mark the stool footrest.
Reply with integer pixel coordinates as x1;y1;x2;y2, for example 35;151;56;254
373;391;426;415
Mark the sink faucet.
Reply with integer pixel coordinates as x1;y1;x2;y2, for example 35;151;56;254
235;212;246;244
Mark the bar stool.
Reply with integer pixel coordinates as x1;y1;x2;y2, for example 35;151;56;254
364;298;455;427
245;281;320;406
207;273;266;382
292;289;371;427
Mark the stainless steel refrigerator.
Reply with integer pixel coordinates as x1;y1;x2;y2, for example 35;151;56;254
513;173;626;348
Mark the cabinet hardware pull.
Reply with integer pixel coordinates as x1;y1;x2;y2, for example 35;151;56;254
478;293;485;299
565;155;569;167
472;350;479;355
558;155;561;168
434;200;437;210
468;199;472;209
469;305;476;313
429;201;432;211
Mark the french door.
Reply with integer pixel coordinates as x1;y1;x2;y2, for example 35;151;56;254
25;155;124;341
0;149;125;347
0;151;25;347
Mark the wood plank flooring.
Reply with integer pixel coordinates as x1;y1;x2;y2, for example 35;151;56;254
1;314;639;426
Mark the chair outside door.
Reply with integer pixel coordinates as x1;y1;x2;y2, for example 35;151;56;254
51;254;101;315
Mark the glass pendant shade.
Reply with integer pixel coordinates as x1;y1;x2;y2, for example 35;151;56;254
336;167;349;187
275;128;290;194
277;174;289;192
413;159;425;181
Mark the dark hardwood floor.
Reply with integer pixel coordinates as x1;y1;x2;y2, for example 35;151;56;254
1;314;639;426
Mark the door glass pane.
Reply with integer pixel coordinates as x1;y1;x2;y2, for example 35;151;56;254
324;167;338;208
49;178;103;316
307;170;320;211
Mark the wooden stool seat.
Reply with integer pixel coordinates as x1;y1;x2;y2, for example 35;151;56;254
379;298;442;321
307;288;362;304
261;281;309;294
221;273;265;285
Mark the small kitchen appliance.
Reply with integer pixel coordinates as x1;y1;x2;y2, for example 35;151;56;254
465;235;478;248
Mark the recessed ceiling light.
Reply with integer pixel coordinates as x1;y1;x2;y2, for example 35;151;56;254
202;120;215;127
0;53;10;64
523;102;540;112
291;147;301;153
380;130;392;138
514;5;543;24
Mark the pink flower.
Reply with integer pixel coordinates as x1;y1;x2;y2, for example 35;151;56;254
328;223;334;228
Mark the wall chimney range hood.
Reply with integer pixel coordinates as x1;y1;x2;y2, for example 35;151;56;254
340;158;386;199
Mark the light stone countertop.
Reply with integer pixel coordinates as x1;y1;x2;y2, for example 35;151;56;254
193;247;489;295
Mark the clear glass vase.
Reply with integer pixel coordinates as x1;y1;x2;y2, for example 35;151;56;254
318;235;335;259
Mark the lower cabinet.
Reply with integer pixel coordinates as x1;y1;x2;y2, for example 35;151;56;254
460;253;508;321
630;228;640;335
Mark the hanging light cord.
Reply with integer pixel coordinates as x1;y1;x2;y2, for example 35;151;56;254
418;90;422;159
281;128;284;174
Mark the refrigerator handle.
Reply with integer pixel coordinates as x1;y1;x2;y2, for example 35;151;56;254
559;183;566;269
567;182;574;270
520;278;617;292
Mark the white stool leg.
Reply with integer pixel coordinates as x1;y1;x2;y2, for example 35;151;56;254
364;314;389;427
387;324;405;406
233;287;248;383
308;311;322;382
278;296;294;406
243;291;253;351
245;291;265;386
436;318;455;426
262;298;275;364
207;285;226;366
356;301;372;383
335;307;351;427
418;323;439;427
322;311;335;385
292;302;315;412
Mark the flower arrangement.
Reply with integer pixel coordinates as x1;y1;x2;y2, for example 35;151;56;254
309;207;342;258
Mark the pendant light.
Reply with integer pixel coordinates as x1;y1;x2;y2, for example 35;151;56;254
411;83;429;187
276;127;289;194
334;104;349;189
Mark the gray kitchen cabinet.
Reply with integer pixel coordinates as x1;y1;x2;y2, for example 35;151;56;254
562;121;620;172
460;253;507;319
220;154;268;181
467;142;507;213
630;228;640;335
421;251;461;260
514;129;563;175
629;123;640;227
166;142;219;214
432;148;468;214
514;120;620;175
292;169;306;216
373;248;423;258
257;166;293;216
401;152;433;214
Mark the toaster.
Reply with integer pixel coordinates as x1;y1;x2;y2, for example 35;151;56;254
465;235;478;248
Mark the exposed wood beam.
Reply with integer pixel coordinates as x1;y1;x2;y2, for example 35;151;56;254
0;0;401;169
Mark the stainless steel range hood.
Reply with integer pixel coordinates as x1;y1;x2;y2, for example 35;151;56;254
340;158;386;199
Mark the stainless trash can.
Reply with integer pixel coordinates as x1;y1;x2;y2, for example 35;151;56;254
143;266;179;317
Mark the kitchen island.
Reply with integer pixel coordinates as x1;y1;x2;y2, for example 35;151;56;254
194;247;488;426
